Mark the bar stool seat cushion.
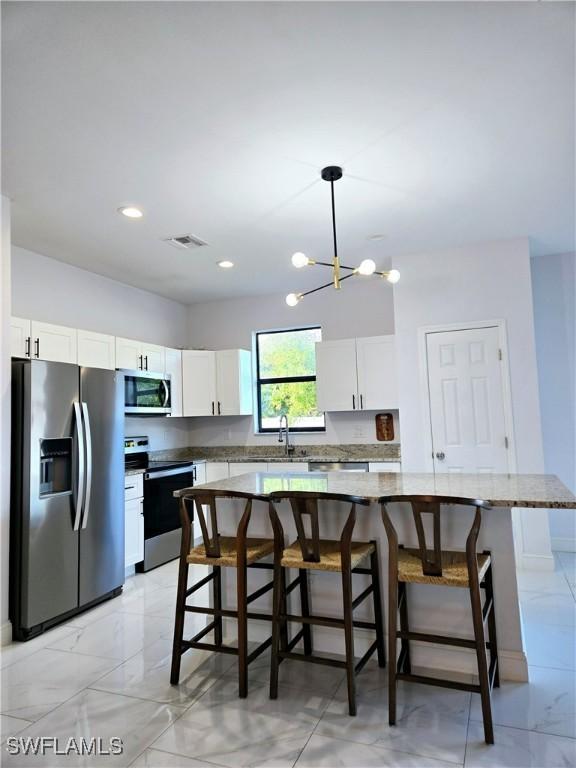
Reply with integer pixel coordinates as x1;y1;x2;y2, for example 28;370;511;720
397;548;491;587
281;539;375;572
187;536;274;567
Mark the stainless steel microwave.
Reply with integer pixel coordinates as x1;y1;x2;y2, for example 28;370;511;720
118;369;171;415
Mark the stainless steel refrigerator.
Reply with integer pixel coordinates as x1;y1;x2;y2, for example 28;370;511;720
10;359;124;640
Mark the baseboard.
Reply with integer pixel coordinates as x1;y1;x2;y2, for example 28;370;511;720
516;552;555;571
1;620;12;646
551;537;576;553
228;621;528;683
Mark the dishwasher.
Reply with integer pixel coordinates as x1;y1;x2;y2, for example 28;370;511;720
308;462;369;472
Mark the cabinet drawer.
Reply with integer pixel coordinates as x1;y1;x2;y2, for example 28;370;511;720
368;462;401;473
124;473;144;501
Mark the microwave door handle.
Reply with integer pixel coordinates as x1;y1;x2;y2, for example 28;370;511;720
73;402;85;531
80;402;93;529
161;379;169;408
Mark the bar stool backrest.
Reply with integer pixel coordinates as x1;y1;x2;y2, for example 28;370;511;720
268;491;370;564
379;495;491;577
180;489;268;559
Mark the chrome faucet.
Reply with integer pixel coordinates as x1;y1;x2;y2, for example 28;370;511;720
278;414;295;456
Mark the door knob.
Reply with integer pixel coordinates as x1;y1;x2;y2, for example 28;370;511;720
435;451;446;461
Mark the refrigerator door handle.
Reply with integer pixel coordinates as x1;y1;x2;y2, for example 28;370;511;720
73;402;85;531
81;402;93;529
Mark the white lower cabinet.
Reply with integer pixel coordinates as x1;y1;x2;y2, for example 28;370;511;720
205;462;230;483
194;462;207;486
77;329;115;369
368;462;401;472
270;462;309;473
125;496;144;568
228;462;268;477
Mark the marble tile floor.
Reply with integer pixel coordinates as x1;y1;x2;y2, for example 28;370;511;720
0;555;575;768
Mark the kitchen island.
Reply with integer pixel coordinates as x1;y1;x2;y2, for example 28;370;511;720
175;471;576;683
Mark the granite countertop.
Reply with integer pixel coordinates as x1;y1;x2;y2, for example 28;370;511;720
173;470;576;509
150;443;401;465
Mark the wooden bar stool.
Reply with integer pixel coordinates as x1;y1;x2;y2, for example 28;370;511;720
268;491;386;716
170;489;276;698
379;495;499;744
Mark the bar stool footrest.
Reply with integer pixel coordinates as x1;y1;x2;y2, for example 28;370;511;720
397;671;482;694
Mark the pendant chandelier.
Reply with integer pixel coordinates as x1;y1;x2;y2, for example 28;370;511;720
285;166;400;307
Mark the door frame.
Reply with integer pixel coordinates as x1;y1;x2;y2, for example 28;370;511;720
417;319;518;475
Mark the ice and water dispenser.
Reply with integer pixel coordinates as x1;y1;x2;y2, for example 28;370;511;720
39;438;73;497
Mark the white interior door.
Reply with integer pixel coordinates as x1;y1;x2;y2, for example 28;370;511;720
426;326;510;473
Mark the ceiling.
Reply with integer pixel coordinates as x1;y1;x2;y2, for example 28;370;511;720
3;1;574;304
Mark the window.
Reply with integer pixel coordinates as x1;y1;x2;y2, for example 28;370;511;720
256;326;325;433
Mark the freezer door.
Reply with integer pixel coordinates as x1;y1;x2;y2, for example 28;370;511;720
78;367;124;605
18;361;80;629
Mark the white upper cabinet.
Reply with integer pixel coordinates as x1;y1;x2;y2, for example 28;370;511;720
182;350;217;416
77;329;116;370
215;349;253;416
356;335;398;410
182;348;253;417
115;337;165;373
316;338;359;412
30;321;77;364
115;336;142;371
141;343;165;374
165;347;183;417
11;317;31;358
316;335;398;412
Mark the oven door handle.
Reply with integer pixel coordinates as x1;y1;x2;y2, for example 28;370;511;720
144;465;195;480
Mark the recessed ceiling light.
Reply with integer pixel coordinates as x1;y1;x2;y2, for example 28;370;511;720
217;260;234;269
118;206;143;219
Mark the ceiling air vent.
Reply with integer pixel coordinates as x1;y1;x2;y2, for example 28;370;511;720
163;233;208;249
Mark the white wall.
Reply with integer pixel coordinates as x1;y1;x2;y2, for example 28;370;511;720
393;237;552;569
1;198;12;641
531;252;576;551
186;279;397;446
11;246;188;348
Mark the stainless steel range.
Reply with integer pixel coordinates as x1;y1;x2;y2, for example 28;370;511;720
125;437;199;571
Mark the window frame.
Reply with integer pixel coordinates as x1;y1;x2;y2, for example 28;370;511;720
255;325;325;434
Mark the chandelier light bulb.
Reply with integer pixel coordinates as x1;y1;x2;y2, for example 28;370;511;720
386;269;401;284
285;292;302;307
358;258;376;276
291;252;309;269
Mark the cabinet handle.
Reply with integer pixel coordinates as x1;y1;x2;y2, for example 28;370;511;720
138;354;143;370
360;394;364;410
352;394;356;410
217;401;221;415
34;338;40;358
25;337;31;358
144;355;148;370
211;401;215;415
125;485;135;490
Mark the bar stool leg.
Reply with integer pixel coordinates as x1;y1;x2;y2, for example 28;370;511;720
213;566;223;647
269;561;283;700
484;560;500;688
299;569;313;655
469;567;494;744
237;562;249;699
280;568;289;652
170;559;189;685
398;582;411;674
370;546;386;668
341;564;357;716
387;567;398;725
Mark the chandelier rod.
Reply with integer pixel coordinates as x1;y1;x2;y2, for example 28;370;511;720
301;272;355;299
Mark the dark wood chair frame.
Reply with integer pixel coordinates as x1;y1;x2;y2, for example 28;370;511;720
379;494;500;744
170;489;294;698
268;491;386;716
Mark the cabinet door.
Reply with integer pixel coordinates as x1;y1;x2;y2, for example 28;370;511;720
369;462;401;473
116;336;142;370
315;339;358;412
194;463;207;486
141;343;165;374
215;349;253;416
270;462;309;473
182;350;217;416
124;497;144;568
77;329;115;370
11;316;31;358
165;348;183;417
356;335;398;410
31;321;77;364
228;462;268;477
205;462;230;483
